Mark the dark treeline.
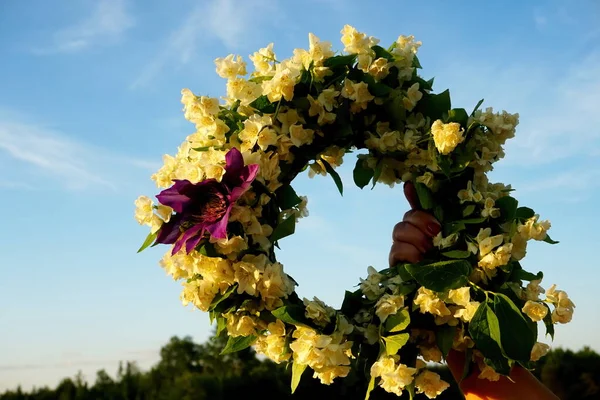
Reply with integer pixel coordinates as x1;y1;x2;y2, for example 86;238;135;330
2;333;599;400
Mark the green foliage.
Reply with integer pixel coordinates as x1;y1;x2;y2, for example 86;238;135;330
544;234;559;244
341;290;364;317
276;185;302;209
441;250;472;259
436;325;455;359
383;333;410;356
468;301;504;361
323;54;357;68
3;331;597;400
272;304;310;327
422;89;451;121
270;215;296;242
447;108;468;127
353;158;374;189
322;159;344;195
495;196;518;221
384;309;410;333
470;99;484;116
291;361;307;394
137;231;157;253
249;95;277;113
414;182;434;210
493;293;536;362
220;335;258;355
405;260;470;292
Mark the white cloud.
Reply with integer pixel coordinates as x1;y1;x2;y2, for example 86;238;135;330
0;113;154;191
130;0;278;89
33;0;134;54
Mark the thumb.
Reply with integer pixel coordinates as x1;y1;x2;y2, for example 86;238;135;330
404;181;420;210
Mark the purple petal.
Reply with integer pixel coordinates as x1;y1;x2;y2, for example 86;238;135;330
172;224;204;255
229;164;260;202
185;232;204;254
156;216;183;245
156;180;193;213
224;148;244;176
205;207;231;239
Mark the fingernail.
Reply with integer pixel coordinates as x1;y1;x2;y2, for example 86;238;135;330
427;223;441;236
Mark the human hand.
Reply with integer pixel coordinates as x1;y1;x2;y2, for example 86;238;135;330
389;182;441;267
389;182;559;400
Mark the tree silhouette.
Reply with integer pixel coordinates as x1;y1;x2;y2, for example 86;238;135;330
1;331;598;400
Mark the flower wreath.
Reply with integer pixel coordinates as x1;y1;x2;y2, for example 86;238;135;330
135;26;574;399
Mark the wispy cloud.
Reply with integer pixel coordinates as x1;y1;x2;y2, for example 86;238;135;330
517;168;600;200
0;112;154;191
439;48;600;167
130;0;279;89
32;0;134;55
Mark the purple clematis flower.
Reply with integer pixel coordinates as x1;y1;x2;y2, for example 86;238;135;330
155;148;259;254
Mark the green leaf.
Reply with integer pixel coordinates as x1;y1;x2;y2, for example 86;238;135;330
462;204;476;217
543;234;559;244
272;305;310;327
208;284;237;311
405;260;470;292
495;196;518;221
372;160;383;189
364;374;376;400
457;217;487;224
291;360;307;394
425;89;451;121
216;316;227;336
137;231;157;253
515;269;543;281
460;348;473;382
353;158;374;189
395;264;414;282
414;182;434;210
372;45;395;61
493;293;536;362
447;221;466;234
321;159;343;196
436;325;455;359
323;54;357;68
220;335;257;355
542;303;555;340
383;333;410;355
276;185;302;209
384;308;410;333
341;290;364;317
447;108;468;127
395;283;417;297
372;82;392;97
249;95;276;113
484;356;512;376
441;250;472;259
468;302;503;360
515;207;535;220
198;242;220;257
434;205;445;222
192;146;211;152
270;216;296;242
412;55;422;69
470;99;484;116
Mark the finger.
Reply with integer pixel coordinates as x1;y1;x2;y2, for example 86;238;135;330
392;221;432;254
389;242;423;266
403;209;441;237
404;181;420;210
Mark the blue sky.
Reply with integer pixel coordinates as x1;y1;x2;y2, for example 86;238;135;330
1;0;599;391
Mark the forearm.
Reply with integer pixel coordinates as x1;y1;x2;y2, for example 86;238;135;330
446;351;559;400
